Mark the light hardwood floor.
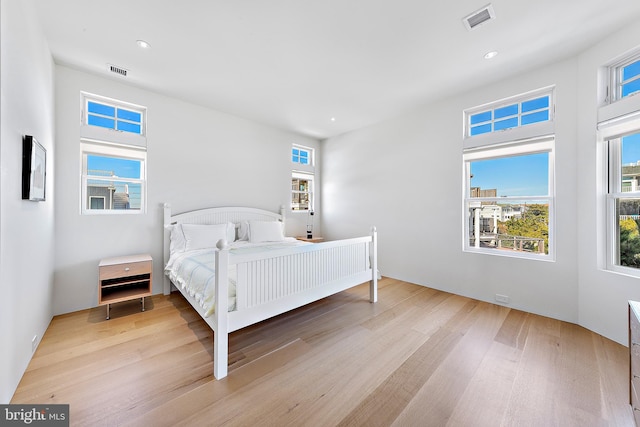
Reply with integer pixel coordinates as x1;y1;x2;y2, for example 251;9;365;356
12;278;635;426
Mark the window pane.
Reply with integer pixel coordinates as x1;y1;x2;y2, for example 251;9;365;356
468;200;549;254
471;123;492;136
521;96;549;113
117;108;141;122
621;133;640;191
494;104;518;119
616;198;640;269
494;117;518;131
521;110;549;126
299;151;309;165
622;79;640;98
469;152;548;197
87;155;141;179
87;101;115;117
470;111;491;125
88;115;115;130
623;60;640;81
117;120;141;134
86;178;141;210
90;197;105;209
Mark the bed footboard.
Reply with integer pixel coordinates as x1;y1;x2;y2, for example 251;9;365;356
212;228;378;379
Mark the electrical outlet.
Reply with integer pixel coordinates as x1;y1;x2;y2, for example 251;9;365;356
31;335;38;353
495;294;510;304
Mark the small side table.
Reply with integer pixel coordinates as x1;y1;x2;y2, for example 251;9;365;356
98;254;152;320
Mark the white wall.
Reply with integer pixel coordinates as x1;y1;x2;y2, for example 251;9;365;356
53;66;320;315
322;58;581;326
323;18;640;345
0;0;55;403
577;23;640;344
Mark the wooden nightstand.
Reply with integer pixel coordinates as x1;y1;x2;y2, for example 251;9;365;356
296;236;324;243
99;254;152;320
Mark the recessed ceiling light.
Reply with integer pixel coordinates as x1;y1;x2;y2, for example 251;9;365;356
330;117;336;122
484;51;498;60
136;40;151;49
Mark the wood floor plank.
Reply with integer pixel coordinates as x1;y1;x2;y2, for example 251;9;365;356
10;280;634;427
335;299;480;427
391;302;509;427
446;341;523;427
494;308;532;350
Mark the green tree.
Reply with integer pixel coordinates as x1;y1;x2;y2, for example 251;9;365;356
620;218;640;268
501;204;549;254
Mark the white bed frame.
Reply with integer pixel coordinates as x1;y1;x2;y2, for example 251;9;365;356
163;204;378;379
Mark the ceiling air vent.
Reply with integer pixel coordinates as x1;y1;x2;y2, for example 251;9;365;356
463;4;496;31
107;64;129;77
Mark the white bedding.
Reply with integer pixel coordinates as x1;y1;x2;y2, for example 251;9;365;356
164;237;309;317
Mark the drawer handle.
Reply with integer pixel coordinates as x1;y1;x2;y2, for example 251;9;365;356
634;374;640;379
124;267;130;272
633;342;640;347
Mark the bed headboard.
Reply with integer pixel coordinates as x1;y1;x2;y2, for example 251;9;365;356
162;203;285;294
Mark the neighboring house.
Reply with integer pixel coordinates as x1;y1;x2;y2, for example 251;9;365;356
623;163;640;192
87;170;131;210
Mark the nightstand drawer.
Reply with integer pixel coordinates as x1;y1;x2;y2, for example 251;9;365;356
633;343;640;376
100;260;151;280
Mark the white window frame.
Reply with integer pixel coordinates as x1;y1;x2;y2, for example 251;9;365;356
464;86;555;150
292;145;313;167
601;114;640;275
463;87;556;261
80;93;147;215
463;138;555;260
608;51;640;103
291;144;315;212
599;50;640;276
291;171;314;212
81;92;147;148
81;141;147;215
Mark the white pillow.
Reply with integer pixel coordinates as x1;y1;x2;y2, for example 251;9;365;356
237;221;250;241
167;223;186;255
249;220;284;243
182;223;234;251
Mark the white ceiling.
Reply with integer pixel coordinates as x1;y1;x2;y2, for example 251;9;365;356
31;0;640;139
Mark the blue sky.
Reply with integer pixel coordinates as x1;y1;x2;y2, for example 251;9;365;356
88;155;140;178
623;132;640;165
470;152;548;197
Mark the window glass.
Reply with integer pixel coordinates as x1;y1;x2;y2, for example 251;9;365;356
494;104;518;119
464;137;553;259
291;173;313;211
622;59;640;98
86;100;144;135
611;56;640;101
470;152;549;197
85;155;144;211
465;91;552;138
292;146;312;166
611;132;640;269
